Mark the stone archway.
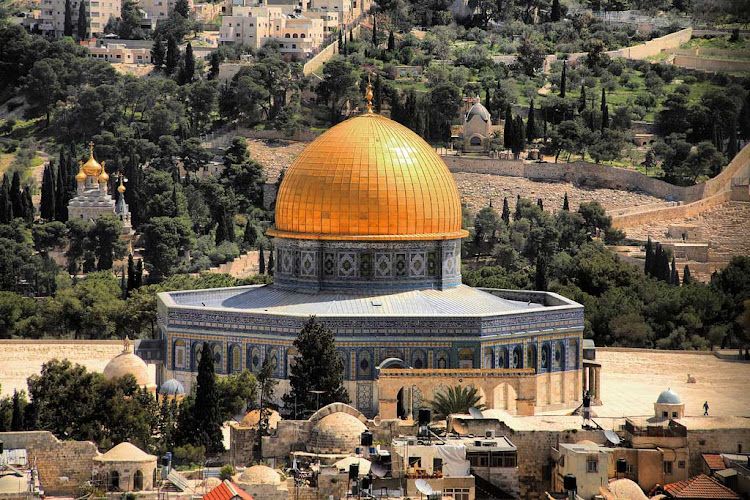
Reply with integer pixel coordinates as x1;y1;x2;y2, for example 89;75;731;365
492;382;517;413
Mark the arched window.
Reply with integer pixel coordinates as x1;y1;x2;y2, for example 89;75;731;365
248;346;261;372
436;350;449;369
292;33;298;38
286;347;298;377
510;346;523;369
134;470;143;491
412;349;426;369
173;339;186;369
284;33;290;37
192;342;203;369
212;343;222;374
358;350;372;379
301;33;306;38
230;345;241;373
458;348;474;369
337;350;348;379
268;348;279;375
470;136;482;146
498;347;508;368
554;341;565;370
540;344;550;371
571;339;579;369
484;347;494;368
527;344;537;372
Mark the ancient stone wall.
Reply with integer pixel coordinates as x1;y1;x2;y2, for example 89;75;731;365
0;431;99;496
568;28;692;64
303;25;362;76
612;191;731;229
671;55;750;73
686;427;750;477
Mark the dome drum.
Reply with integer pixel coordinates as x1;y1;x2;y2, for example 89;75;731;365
272;237;462;292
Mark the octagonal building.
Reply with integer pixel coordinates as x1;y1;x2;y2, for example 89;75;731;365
157;104;584;418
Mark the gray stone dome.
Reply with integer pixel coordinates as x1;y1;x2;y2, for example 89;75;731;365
160;378;185;396
309;412;367;454
466;101;491;122
656;389;681;405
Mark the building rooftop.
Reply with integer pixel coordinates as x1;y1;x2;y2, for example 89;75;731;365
94;442;157;463
662;474;740;499
702;454;727;471
164;284;578;318
203;480;254;500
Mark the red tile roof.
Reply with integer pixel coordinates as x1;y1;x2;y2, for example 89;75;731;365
664;474;739;499
702;454;726;471
203;480;254;500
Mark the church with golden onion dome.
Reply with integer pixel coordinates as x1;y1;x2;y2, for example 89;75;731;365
157;92;585;418
68;142;132;236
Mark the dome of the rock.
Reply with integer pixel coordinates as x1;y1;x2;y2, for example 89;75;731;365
269;113;466;241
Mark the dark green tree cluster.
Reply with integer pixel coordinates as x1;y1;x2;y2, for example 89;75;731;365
282;316;350;415
644;238;682;285
0;172;34;224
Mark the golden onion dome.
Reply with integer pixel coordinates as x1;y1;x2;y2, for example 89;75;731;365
268;114;467;241
81;142;103;177
76;163;87;183
98;162;109;183
117;182;126;194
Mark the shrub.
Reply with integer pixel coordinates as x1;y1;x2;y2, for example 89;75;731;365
219;464;236;481
173;444;206;466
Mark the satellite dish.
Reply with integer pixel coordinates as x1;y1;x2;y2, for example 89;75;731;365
415;479;433;495
605;430;621;446
452;418;469;435
469;407;484;419
371;462;387;479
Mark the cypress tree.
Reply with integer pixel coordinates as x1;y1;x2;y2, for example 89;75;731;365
371;15;377;46
135;259;143;288
349;29;354;43
208;51;220;80
0;176;11;224
194;341;224;453
268;243;274;276
658;245;670;283
40;162;56;221
374;73;383;113
526;100;536;140
244;220;257;247
562;192;569;211
258;243;265;274
578;85;586;114
514;194;521;220
22;188;33;223
77;0;87;40
645;237;653;277
64;0;74;37
740;93;750;141
120;267;127;299
179;42;195;85
551;0;561;21
151;35;166;70
602;105;609;132
166;36;180;76
670;256;679;286
503;106;513;149
512;115;526;158
10;171;22;218
388;30;395;51
338;29;343;52
127;254;136;292
560;60;566;98
537;198;544;210
55;153;68;222
535;255;548;291
682;264;692;285
501;197;510;225
11;391;24;431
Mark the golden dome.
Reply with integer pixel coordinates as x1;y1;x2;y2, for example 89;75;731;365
98;162;109;183
81;142;103;177
117;177;126;193
76;163;87;183
268;114;467;241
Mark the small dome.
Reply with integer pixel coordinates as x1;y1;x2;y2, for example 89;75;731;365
103;337;150;386
656;389;681;405
240;409;281;430
117;181;126;194
466;101;490;122
239;465;281;485
98;166;109;183
160;378;185;396
76;168;87;182
309;412;367;454
94;442;157;463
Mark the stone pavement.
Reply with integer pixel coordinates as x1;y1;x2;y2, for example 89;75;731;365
594;349;750;418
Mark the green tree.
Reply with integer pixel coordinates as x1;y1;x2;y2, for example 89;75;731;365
388;30;395;51
141;216;195;281
216;369;258;421
151;35;166;70
526;100;537;141
221;137;265;212
683;264;692;285
89;215;127;270
559;60;566;98
283;316;350;414
194;341;224;453
428;385;486;421
179;42;195;85
181;138;211;174
40;162;56;221
64;0;74;36
77;0;88;40
501;197;510;225
208;51;220;80
516;35;545;77
166;36;180;75
175;0;189;18
11;390;26;431
563;192;569;211
551;0;561;21
316;57;358;123
23;59;63;127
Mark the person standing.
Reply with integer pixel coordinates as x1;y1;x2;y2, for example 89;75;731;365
703;401;710;416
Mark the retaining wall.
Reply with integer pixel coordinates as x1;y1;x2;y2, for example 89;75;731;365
303;25;362;76
568;27;693;65
671;54;750;73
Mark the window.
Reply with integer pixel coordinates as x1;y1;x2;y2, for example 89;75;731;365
672;412;678;418
587;460;598;473
444;489;470;500
678;461;685;469
663;411;669;417
174;339;186;369
433;458;442;474
664;461;673;475
626;464;636;474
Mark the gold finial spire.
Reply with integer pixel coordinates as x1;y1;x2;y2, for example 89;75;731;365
117;172;126;193
89;141;94;157
365;73;374;114
76;160;86;182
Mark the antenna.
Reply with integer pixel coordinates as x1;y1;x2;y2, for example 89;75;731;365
371;462;387;479
469;407;483;419
415;479;433;495
604;430;621;446
452;418;469;435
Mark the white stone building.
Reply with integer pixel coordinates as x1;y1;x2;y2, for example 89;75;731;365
38;0;121;38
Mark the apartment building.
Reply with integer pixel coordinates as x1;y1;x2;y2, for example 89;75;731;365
308;0;351;25
138;0;194;30
86;41;152;63
219;5;324;59
38;0;121;38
